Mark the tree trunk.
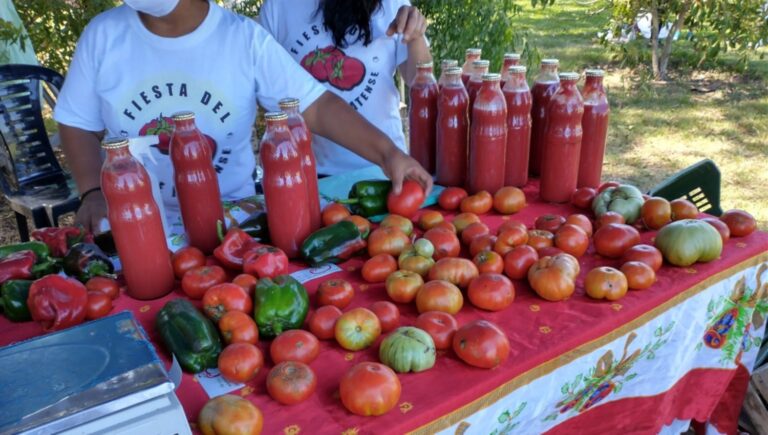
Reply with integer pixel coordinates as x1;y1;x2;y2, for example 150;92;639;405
658;0;693;80
650;0;661;79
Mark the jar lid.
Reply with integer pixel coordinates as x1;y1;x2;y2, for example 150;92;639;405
264;111;288;121
504;53;521;60
472;59;491;67
541;58;560;66
466;48;482;55
444;66;462;75
508;65;527;73
441;59;459;67
559;72;580;81
102;137;129;150
417;61;434;69
278;97;300;108
482;73;502;82
585;69;605;77
171;111;195;121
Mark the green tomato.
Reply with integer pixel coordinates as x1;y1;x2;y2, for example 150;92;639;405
592;184;645;224
379;326;436;373
413;238;435;259
654;219;723;267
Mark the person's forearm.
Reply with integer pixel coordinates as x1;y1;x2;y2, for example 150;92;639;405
302;92;400;168
59;124;104;194
401;37;432;86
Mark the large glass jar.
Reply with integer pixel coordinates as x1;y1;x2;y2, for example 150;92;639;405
436;67;469;187
468;73;508;194
578;69;610;188
529;58;560;176
408;62;439;174
502;65;532;187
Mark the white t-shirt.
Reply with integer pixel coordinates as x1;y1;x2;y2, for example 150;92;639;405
54;2;327;211
259;0;410;175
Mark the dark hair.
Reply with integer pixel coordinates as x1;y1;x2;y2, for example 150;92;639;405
318;0;383;48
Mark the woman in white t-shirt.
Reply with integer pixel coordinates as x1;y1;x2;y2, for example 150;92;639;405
259;0;432;176
55;0;431;232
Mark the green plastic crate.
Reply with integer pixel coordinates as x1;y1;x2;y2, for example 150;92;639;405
648;159;723;216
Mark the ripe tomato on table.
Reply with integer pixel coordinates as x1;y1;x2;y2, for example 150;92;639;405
322;203;351;226
171;246;206;279
598;181;620;193
494;227;528;256
218;310;258;345
86;291;112;320
198;396;263;435
469;234;497;257
181;265;227;299
415;311;458;350
387;180;425;218
218;342;264;383
267;361;317;405
467;273;515;311
571;187;597;210
720;209;757;237
528;254;580;302
564;213;593;237
503;245;539;280
453;320;510;369
670;198;699;221
428;257;479;288
702;217;731;244
270;329;320;364
641;197;672;230
231;274;258;294
595;211;625;229
460;191;493;215
461;222;490;246
367;227;411;257
335;307;381;351
418;210;445;231
379;214;414;236
453;212;481;233
535;214;566;233
362;254;398;283
242;246;289;279
585;266;629;301
554;224;590;258
621;261;656;290
593;223;641;258
473;250;504;274
423;227;461;260
497;220;527;235
343;215;371;238
202;283;252;322
622;244;663;271
371;301;400;332
526;229;554;250
385;270;424;303
85;276;120;300
438;187;468;211
493;186;526;214
340;362;401;416
308;305;343;340
316;279;355;309
415;280;464;314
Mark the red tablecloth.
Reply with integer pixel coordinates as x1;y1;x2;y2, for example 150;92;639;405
2;182;767;434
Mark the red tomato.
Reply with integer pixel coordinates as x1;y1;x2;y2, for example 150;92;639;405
460;191;493;215
438;187;469;211
433;221;457;234
418;210;445;231
494;227;528;256
453;212;481;233
423;227;461;260
595;211;625;229
721;209;757;237
467;273;515;311
270;329;320;364
535;214;566;233
343;215;372;238
322;203;351;226
371;301;400;332
367;227;411;257
362;254;398;283
554;224;590;257
641;197;672;230
415;280;464;314
267;361;317;405
316;279;355;309
335;308;381;351
218;343;264;383
85;291;112;320
218;310;258;345
597;181;620;193
670;198;699;221
202;283;253;322
497;220;527;235
571;187;597;210
702;217;731;243
231;274;257;294
593;223;641;258
537;246;564;257
493;187;526;214
85;276;120;300
181;265;227;299
415;311;458;350
428;257;480;288
379;214;414;236
308;305;342;340
242;246;289;279
387;180;425;218
527;254;580;301
198;396;263;435
503;245;539;280
385;270;424;303
526;229;554;250
469;234;497;257
585;266;628;301
340;362;401;416
564;214;593;237
473;250;504;274
171;246;206;279
461;222;490;246
452;320;510;369
622;244;663;271
621;261;656;290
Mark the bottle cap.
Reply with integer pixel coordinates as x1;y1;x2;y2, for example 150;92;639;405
444;67;462;75
265;112;288;121
441;59;458;68
482;73;502;82
504;53;521;60
466;48;482;56
585;69;605;77
541;58;560;66
559;72;580;81
171;111;195;121
278;97;300;108
508;65;527;73
472;59;491;67
417;61;434;69
102;138;129;149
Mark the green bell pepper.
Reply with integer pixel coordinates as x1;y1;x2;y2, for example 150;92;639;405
253;275;309;338
156;299;222;373
0;241;51;260
300;220;366;266
0;280;32;322
337;179;392;217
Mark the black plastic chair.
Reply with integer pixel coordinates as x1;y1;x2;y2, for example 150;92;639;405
648;159;723;216
0;64;80;241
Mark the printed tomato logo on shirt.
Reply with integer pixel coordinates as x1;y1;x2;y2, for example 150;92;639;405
138;114;218;158
301;45;366;91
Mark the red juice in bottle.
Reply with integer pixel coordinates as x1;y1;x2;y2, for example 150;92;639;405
499;53;521;87
170;111;224;254
529;58;560;176
279;97;322;233
409;62;440;174
578;69;610;188
436;67;469;187
437;59;459;89
468;73;508;194
260;112;313;258
461;48;482;86
540;72;584;203
467;59;490;122
502;65;532;187
101;138;174;300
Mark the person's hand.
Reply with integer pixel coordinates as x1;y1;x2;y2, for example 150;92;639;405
386;6;427;44
381;149;433;197
75;192;108;235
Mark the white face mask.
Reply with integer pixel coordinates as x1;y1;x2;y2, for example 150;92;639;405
124;0;181;17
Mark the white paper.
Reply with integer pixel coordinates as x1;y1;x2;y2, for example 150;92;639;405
168;355;183;391
290;264;343;284
195;368;244;398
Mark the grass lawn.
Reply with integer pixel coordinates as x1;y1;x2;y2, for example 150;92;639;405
515;0;768;229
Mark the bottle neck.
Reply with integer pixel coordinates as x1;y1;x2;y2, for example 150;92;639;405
104;146;133;163
470;65;489;81
173;118;197;133
536;64;559;83
464;54;480;65
584;76;604;92
443;73;463;87
559;79;578;91
265;118;290;134
415;67;436;84
480;79;501;91
502;58;520;69
280;104;300;116
504;72;528;91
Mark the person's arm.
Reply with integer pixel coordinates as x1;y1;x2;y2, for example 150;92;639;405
59;124;107;233
387;5;432;86
302;91;432;195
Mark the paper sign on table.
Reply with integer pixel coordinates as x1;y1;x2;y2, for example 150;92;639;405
290;264;343;284
195;368;244;398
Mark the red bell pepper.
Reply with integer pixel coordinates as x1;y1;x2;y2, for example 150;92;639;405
27;274;88;331
31;227;92;258
213;225;261;270
243;246;289;279
0;250;36;284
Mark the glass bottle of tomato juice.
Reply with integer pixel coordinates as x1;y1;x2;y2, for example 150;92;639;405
503;65;533;187
468;73;508;194
279;97;322;233
437;59;459;88
578;69;610;188
101;138;174;300
467;59;490;122
436;67;469;187
540;72;584;203
261;112;313;258
409;62;439;174
529;58;560;176
461;48;482;86
170;111;224;254
500;53;521;87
